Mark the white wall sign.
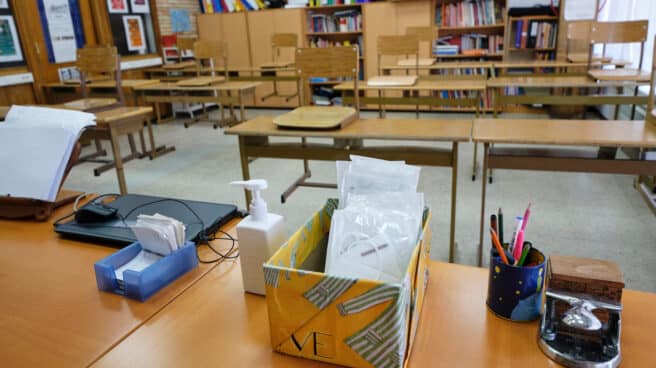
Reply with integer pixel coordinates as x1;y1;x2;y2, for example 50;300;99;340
42;0;78;63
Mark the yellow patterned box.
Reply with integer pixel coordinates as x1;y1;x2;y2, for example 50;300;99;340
264;199;432;368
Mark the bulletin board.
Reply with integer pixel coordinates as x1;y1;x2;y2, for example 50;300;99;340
37;0;86;64
0;1;26;68
106;0;156;56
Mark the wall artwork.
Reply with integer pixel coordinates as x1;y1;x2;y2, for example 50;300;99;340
0;15;23;63
107;0;128;14
123;15;146;52
130;0;150;14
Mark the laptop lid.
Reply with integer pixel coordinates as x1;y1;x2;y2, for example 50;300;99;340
55;194;238;246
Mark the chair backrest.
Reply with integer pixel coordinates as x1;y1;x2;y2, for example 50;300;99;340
177;36;197;61
295;46;359;111
271;33;298;63
589;20;649;70
406;26;438;56
377;35;419;74
76;46;124;106
194;40;228;79
566;21;592;57
648;35;656;127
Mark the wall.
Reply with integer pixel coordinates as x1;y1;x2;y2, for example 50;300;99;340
155;0;201;35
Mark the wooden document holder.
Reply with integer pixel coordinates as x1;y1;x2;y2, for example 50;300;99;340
0;142;82;221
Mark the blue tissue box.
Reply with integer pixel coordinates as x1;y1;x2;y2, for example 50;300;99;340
94;241;198;302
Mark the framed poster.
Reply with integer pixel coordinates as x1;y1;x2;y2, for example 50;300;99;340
39;0;79;63
0;1;8;9
0;15;23;63
123;15;145;52
130;0;150;14
107;0;128;14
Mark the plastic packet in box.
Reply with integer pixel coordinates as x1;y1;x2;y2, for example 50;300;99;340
94;241;198;302
263;199;431;368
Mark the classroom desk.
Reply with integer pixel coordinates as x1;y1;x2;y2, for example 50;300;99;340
486;75;648;118
44;79;160;106
225;116;471;262
91;260;656;367
473;118;656;266
134;81;261;128
381;61;494;73
0;198;239;368
82;107;158;194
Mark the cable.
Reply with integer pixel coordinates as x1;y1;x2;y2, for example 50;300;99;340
57;194;239;264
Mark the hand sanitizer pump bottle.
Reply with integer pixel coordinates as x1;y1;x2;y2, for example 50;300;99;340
230;179;285;295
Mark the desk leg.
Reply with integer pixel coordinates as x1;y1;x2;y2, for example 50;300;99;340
492;88;499;119
630;86;638;120
449;141;459;263
239;91;246;122
109;127;128;195
378;90;383;118
478;143;490;267
238;136;252;207
613;86;622;120
472;91;480;181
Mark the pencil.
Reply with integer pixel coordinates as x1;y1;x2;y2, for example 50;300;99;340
498;208;504;245
490;214;497;248
490;228;509;265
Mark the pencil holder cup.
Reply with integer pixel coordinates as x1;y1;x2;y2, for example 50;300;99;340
486;247;546;322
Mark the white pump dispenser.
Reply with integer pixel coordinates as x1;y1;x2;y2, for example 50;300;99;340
231;179;285;295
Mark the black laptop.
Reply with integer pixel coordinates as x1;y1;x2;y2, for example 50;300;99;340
55;194;238;246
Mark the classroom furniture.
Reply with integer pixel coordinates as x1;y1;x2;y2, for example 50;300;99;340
81;107;156;195
274;46;361;203
405;25;438;63
88;259;656;367
487;75;648;118
637;41;656;215
65;46;123;111
0;198;238;367
260;33;299;103
134;81;260;129
473;118;656;266
374;34;420;117
225;116;470;263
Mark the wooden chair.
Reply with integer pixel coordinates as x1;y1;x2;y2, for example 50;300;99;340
76;46;125;109
183;40;230;128
589;20;649;119
280;46;360;203
377;34;420;117
406;26;438;61
261;33;299;102
647;35;656;127
176;35;197;63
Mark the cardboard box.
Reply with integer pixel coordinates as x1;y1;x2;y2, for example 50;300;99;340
264;199;431;368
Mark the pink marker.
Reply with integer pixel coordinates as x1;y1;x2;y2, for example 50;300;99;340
513;229;525;263
521;204;531;232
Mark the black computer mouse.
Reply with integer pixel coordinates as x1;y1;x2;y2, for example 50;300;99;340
74;203;118;223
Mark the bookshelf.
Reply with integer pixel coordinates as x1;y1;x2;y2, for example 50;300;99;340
434;0;506;59
305;3;365;105
504;15;559;61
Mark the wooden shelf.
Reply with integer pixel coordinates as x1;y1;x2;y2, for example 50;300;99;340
437;24;505;36
509;15;558;21
509;48;556;51
306;31;362;36
435;53;503;59
306;4;361;12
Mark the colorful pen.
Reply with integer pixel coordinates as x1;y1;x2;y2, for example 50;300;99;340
510;216;523;253
512;230;525;265
498;208;504;245
518;242;532;266
521;204;531;232
490;228;509;265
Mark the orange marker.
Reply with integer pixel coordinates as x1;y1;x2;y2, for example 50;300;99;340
490;228;509;265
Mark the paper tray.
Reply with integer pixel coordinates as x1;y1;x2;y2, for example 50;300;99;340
273;106;358;129
94;241;198;302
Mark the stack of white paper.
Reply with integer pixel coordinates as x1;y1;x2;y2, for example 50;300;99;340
0;106;95;201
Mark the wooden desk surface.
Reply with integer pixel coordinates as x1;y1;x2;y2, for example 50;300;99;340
94;106;153;124
60;98;118;111
0;199;238;368
334;79;487;91
92;261;656;368
225;115;472;142
134;81;261;92
486;75;646;88
567;53;612;63
588;69;651;82
473;119;656;148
